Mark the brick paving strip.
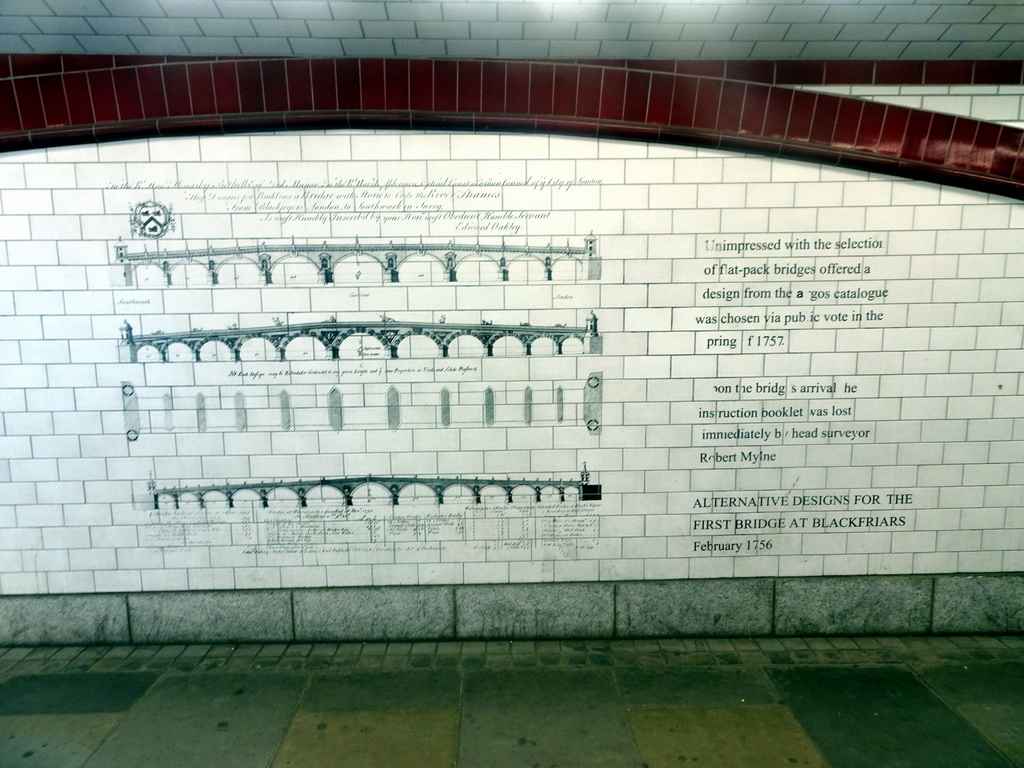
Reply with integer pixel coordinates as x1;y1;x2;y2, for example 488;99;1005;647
0;636;1021;678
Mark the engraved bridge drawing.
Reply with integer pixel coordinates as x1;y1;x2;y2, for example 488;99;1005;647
120;314;601;362
115;236;600;286
152;470;602;508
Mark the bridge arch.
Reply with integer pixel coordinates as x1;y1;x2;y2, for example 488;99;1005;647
510;484;541;504
348;481;402;506
336;333;386;359
489;334;526;357
265;487;303;508
281;336;326;361
228;488;264;509
398;253;448;283
164;341;198;362
396;335;440;359
444;334;486;358
397;482;443;505
217;256;265;286
197;490;230;511
302;484;348;504
197;339;234;362
275;256;322;286
331;251;387;283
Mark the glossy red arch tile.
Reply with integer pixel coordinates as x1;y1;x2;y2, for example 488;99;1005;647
0;54;1021;199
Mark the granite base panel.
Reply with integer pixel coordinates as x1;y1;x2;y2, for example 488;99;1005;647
0;574;1021;645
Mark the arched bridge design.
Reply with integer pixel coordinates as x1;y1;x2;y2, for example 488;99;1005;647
115;236;599;286
120;314;600;362
152;473;602;508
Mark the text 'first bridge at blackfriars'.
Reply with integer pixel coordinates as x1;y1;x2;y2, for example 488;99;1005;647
119;314;602;362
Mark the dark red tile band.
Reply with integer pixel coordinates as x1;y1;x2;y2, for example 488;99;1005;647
0;55;1022;199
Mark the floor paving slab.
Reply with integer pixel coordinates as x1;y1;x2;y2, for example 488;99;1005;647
302;669;460;711
80;673;305;768
270;710;459;768
615;666;779;708
628;706;829;768
0;637;1021;768
916;661;1024;766
0;673;157;715
769;665;1015;768
459;668;638;768
0;713;123;768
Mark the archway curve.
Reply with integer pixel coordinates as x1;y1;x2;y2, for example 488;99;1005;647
1;56;1021;200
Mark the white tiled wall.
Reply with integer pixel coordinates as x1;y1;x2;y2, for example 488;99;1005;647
0;130;1022;594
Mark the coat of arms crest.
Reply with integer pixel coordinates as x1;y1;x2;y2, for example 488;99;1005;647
130;200;175;238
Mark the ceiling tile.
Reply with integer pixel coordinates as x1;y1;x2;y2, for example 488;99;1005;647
751;41;808;58
783;23;844;41
102;0;165;16
158;0;223;18
889;23;952;41
329;2;387;20
901;41;960;58
733;23;790;42
606;4;663;23
215;0;277;19
273;1;332;19
941;23;999;41
1;17;42;34
0;35;35;54
837;23;898;41
699;41;756;59
821;5;883;24
443;3;497;22
290;37;345;54
766;6;828;24
34;16;96;34
89;17;149;35
932;5;995;24
23;34;87;53
386;2;443;21
1;2;1022;62
876;5;939;24
131;34;190;54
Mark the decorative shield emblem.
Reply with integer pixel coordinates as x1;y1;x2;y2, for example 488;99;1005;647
130;200;174;239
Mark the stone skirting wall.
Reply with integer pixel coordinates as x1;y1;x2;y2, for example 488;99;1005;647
1;574;1021;646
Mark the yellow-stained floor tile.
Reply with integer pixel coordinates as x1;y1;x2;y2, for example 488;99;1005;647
271;709;458;768
628;706;830;768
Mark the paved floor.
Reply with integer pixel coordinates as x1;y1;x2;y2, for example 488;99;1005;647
0;636;1022;767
